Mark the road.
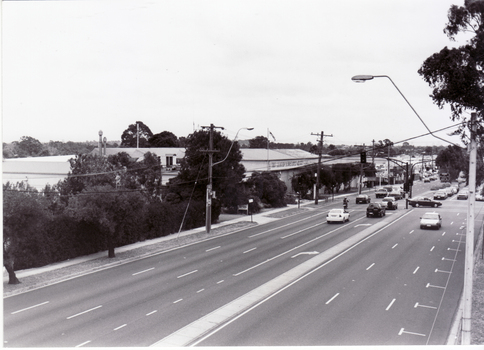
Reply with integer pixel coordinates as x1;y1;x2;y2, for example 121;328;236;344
4;181;482;347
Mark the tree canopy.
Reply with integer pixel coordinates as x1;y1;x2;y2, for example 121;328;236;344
149;131;179;147
120;121;153;148
418;0;484;141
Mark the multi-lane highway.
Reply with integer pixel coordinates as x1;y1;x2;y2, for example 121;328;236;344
4;181;482;347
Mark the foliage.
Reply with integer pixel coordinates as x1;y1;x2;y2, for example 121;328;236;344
246;172;287;208
149;131;180;147
11;136;48;157
120;121;153;148
3;182;51;282
66;185;148;258
291;169;316;199
249;136;269;148
435;145;467;181
167;129;246;215
418;1;484;142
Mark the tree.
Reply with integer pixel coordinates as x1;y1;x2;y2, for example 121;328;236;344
291;169;316;199
246;172;287;207
249;136;269;148
13;136;48;157
3;182;50;283
435;145;467;180
66;185;147;258
418;0;484;141
149;131;179;147
167;129;246;216
120;121;153;148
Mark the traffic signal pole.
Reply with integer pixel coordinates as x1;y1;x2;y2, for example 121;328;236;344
311;131;332;204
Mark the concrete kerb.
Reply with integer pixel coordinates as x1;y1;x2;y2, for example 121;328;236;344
151;208;412;347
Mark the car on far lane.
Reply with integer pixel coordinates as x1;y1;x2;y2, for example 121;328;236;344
326;209;350;223
433;191;447;200
382;197;398;210
457;190;469;200
476;194;484;201
355;194;371;204
420;212;442;229
408;196;442;208
375;188;388;198
366;203;386;217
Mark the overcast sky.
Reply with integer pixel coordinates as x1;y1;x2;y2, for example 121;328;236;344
2;0;472;148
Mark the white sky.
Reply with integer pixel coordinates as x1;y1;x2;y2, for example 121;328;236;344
1;0;472;147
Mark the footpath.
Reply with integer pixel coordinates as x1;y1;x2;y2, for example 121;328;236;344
3;190;484;345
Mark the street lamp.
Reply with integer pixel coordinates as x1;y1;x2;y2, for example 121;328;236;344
204;126;254;234
351;75;460;147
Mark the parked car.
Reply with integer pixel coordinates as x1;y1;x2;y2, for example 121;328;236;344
356;194;371;204
326;209;350;223
366;203;386;217
423;177;430;183
408;196;442;208
375;188;388;198
433;191;447;200
420;212;442;229
382;197;398;210
457;190;469;200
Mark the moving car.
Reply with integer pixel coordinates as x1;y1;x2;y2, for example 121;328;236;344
326;209;350;223
433;191;447;200
366;203;386;217
457;190;469;200
476;194;484;201
408;196;442;208
382;197;398;210
375;188;388;198
420;212;442;229
356;194;371;204
388;191;403;200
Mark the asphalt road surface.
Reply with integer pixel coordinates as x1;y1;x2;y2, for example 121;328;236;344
4;181;482;347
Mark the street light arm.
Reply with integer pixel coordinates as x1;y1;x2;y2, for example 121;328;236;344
352;74;463;148
213;127;253;166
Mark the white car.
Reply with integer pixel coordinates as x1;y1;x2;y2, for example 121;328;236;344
420;212;442;229
327;209;350;223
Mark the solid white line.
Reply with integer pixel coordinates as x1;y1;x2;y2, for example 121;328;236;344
114;324;127;331
366;263;375;270
413;266;420;274
146;310;157;316
392;243;398;249
386;298;396;311
280;222;322;239
243;247;257;254
325;293;339;305
206;246;221;252
67;305;102;319
132;267;154;276
247;214;320;238
177;270;198;278
75;340;91;347
11;301;49;314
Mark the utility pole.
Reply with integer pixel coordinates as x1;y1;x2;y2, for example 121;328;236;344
462;112;477;344
311;131;333;204
200;124;223;233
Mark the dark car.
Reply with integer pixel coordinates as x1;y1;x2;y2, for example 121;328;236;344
408;196;442;208
356;194;371;204
375;188;388;198
366;203;386;217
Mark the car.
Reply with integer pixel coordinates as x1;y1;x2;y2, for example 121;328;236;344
476;194;484;201
430;184;444;191
326;209;350;223
382;197;398;210
457;191;469;200
366;203;386;217
444;187;454;197
420;212;442;229
355;194;371;204
423;177;430;183
388;191;403;200
408;196;442;208
433;191;447;200
375;188;388;198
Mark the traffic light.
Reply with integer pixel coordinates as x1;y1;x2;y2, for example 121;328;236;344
360;151;367;164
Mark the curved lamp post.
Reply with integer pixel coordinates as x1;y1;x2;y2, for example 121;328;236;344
351;75;460;147
205;127;254;233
